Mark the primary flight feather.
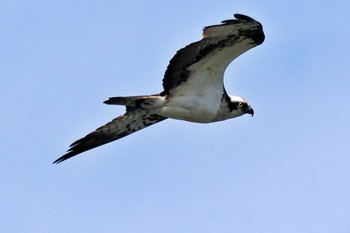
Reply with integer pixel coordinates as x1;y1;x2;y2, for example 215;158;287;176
54;13;265;164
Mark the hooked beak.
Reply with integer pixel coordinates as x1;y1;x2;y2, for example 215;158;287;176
246;107;254;117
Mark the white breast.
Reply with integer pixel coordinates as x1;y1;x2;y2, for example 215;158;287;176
155;98;218;123
159;64;226;123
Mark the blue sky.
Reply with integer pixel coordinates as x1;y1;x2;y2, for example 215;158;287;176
1;1;350;232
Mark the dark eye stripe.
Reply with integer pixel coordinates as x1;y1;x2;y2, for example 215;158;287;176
228;101;247;112
238;102;247;108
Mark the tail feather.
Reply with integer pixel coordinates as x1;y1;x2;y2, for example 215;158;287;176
104;96;146;106
104;95;161;106
54;110;167;164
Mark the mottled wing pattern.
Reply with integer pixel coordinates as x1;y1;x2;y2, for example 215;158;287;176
54;110;167;163
161;14;264;95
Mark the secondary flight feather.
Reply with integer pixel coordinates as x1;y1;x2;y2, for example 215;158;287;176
54;13;265;164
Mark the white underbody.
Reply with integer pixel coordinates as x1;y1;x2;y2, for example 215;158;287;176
155;95;222;123
153;67;245;123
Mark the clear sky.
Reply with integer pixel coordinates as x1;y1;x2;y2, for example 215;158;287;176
1;1;350;232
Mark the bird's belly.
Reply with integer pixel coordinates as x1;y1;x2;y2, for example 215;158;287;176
158;107;216;123
156;96;221;123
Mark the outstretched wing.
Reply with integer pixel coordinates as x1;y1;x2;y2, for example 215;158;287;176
54;110;167;164
161;13;264;96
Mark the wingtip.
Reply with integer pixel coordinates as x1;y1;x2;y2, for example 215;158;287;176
53;160;61;164
219;13;260;26
53;154;69;164
103;97;126;105
103;98;113;105
233;13;255;22
53;149;77;164
53;158;63;164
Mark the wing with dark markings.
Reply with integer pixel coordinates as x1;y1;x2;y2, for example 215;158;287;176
161;13;264;95
54;110;167;163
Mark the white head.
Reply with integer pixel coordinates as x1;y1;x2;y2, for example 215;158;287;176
227;95;254;118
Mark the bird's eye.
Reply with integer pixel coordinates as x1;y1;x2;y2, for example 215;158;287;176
237;102;244;108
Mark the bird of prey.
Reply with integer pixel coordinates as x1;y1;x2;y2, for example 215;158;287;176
54;13;265;164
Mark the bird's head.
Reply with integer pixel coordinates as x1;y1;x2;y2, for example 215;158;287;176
228;95;254;118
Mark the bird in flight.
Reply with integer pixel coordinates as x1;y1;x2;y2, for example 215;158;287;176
54;13;265;164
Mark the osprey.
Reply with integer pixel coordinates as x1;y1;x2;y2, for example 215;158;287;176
54;13;265;164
